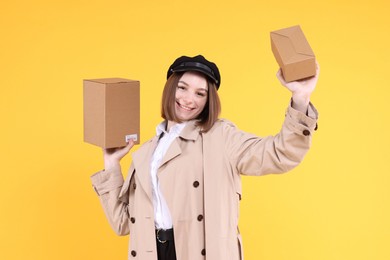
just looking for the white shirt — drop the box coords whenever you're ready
[151,121,187,229]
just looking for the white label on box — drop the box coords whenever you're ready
[125,134,138,142]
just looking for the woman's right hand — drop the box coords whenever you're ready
[103,139,135,170]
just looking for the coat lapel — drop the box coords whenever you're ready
[132,137,158,202]
[123,121,201,202]
[179,120,200,141]
[159,138,182,168]
[159,120,200,169]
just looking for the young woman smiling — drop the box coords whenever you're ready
[91,55,319,260]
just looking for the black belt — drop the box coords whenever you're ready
[156,228,174,243]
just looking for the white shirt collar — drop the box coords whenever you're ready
[156,121,187,136]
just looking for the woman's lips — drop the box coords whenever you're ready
[177,101,194,111]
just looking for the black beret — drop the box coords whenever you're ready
[167,55,221,90]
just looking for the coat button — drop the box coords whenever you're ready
[302,129,310,136]
[130,217,136,223]
[201,249,206,255]
[131,250,137,257]
[133,183,137,189]
[193,181,199,188]
[197,214,204,221]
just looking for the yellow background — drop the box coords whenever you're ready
[1,0,389,259]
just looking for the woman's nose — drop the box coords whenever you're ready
[181,93,194,105]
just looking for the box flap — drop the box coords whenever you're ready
[84,78,139,84]
[271,25,314,61]
[270,25,316,82]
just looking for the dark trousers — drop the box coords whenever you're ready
[156,229,177,260]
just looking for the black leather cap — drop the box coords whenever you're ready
[167,55,221,90]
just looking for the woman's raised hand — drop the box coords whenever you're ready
[276,62,320,113]
[103,139,135,170]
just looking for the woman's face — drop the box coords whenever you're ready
[175,71,208,122]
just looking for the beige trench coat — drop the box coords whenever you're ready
[91,103,318,260]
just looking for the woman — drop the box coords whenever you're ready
[91,55,319,260]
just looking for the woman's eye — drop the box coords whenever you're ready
[177,86,186,90]
[197,92,206,97]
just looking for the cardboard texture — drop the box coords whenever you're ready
[271,25,316,82]
[83,78,140,148]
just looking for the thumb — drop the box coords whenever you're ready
[276,69,287,86]
[119,139,135,157]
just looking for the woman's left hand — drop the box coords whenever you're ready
[276,62,320,113]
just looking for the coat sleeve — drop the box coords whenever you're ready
[90,164,134,236]
[223,102,318,175]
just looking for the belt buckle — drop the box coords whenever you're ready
[156,229,167,244]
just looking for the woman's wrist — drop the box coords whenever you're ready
[104,160,120,171]
[291,94,310,114]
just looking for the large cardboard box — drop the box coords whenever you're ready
[271,25,316,82]
[83,78,140,148]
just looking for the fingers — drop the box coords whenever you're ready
[277,61,320,84]
[102,139,136,170]
[276,69,287,86]
[314,61,320,77]
[123,139,135,153]
[114,141,134,157]
[103,139,135,157]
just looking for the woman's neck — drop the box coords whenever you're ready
[167,120,177,132]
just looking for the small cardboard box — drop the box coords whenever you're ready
[271,25,316,82]
[83,78,140,148]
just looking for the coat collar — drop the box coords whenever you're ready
[156,120,201,141]
[131,120,201,202]
[156,120,202,175]
[178,120,201,141]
